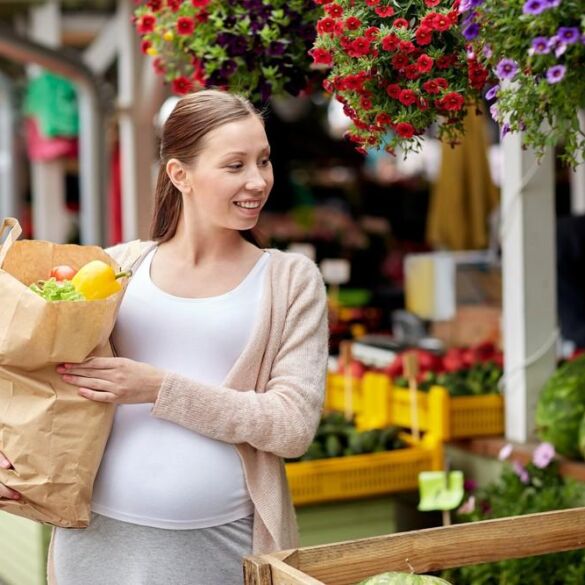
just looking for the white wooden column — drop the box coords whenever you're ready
[117,0,158,241]
[501,134,557,442]
[28,0,71,243]
[570,110,585,215]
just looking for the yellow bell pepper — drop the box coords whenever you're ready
[72,260,131,301]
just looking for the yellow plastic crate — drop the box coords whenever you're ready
[285,434,443,506]
[325,373,362,413]
[390,385,504,441]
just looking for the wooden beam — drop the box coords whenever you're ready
[285,507,585,585]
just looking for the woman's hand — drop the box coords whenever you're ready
[56,357,165,404]
[0,452,20,501]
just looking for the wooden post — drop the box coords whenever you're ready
[570,110,585,215]
[340,341,353,422]
[28,0,70,244]
[501,133,556,443]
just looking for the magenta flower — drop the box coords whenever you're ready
[546,64,566,84]
[522,0,547,14]
[530,36,550,54]
[557,27,580,44]
[512,460,530,484]
[485,84,499,100]
[532,442,556,468]
[496,58,518,80]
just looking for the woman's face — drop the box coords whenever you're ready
[175,115,273,233]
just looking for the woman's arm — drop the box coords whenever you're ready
[152,263,328,458]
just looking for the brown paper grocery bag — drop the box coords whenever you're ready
[0,217,128,527]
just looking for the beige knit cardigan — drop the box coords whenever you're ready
[48,240,328,582]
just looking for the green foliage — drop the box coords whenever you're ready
[536,355,585,459]
[443,452,585,584]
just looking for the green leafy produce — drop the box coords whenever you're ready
[394,362,502,397]
[357,573,452,585]
[536,356,585,459]
[29,278,85,302]
[288,412,405,462]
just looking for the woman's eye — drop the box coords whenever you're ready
[227,164,243,170]
[260,158,271,167]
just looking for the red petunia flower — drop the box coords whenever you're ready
[317,17,337,35]
[310,48,334,66]
[172,75,194,95]
[386,83,401,98]
[191,0,210,6]
[140,39,152,54]
[365,0,381,6]
[391,53,409,70]
[393,17,409,28]
[365,26,380,40]
[433,13,451,31]
[324,3,344,17]
[415,26,433,45]
[176,16,195,35]
[376,112,392,126]
[360,96,373,110]
[345,16,362,30]
[399,89,417,106]
[381,34,400,51]
[424,0,441,6]
[152,57,165,74]
[395,122,415,138]
[166,0,182,11]
[375,6,395,17]
[437,91,465,111]
[137,13,156,34]
[146,0,163,11]
[422,79,440,93]
[348,37,372,57]
[436,54,458,69]
[417,54,434,73]
[404,64,420,79]
[399,40,416,54]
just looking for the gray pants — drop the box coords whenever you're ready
[52,513,253,585]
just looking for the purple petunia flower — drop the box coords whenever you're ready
[496,58,519,80]
[548,35,568,57]
[530,36,551,54]
[500,122,511,140]
[557,26,580,44]
[546,64,566,83]
[463,22,480,40]
[513,460,530,484]
[523,0,547,14]
[483,44,493,58]
[533,442,556,468]
[485,84,499,100]
[267,41,286,57]
[544,0,561,6]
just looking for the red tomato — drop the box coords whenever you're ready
[50,265,78,281]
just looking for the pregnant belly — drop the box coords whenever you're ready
[91,404,252,528]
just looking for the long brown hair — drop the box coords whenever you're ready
[150,89,265,245]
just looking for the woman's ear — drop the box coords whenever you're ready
[166,159,190,193]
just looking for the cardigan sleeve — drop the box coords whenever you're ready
[150,261,329,458]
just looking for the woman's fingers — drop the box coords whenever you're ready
[0,451,20,500]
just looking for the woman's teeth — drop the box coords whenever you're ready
[235,201,261,209]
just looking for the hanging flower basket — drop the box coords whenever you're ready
[310,0,489,155]
[134,0,322,102]
[464,0,585,167]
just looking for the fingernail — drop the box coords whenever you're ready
[10,493,20,500]
[0,460,10,469]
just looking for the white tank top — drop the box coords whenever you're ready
[91,248,270,529]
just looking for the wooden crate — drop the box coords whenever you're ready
[244,507,585,584]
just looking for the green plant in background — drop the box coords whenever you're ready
[443,442,585,585]
[464,0,585,167]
